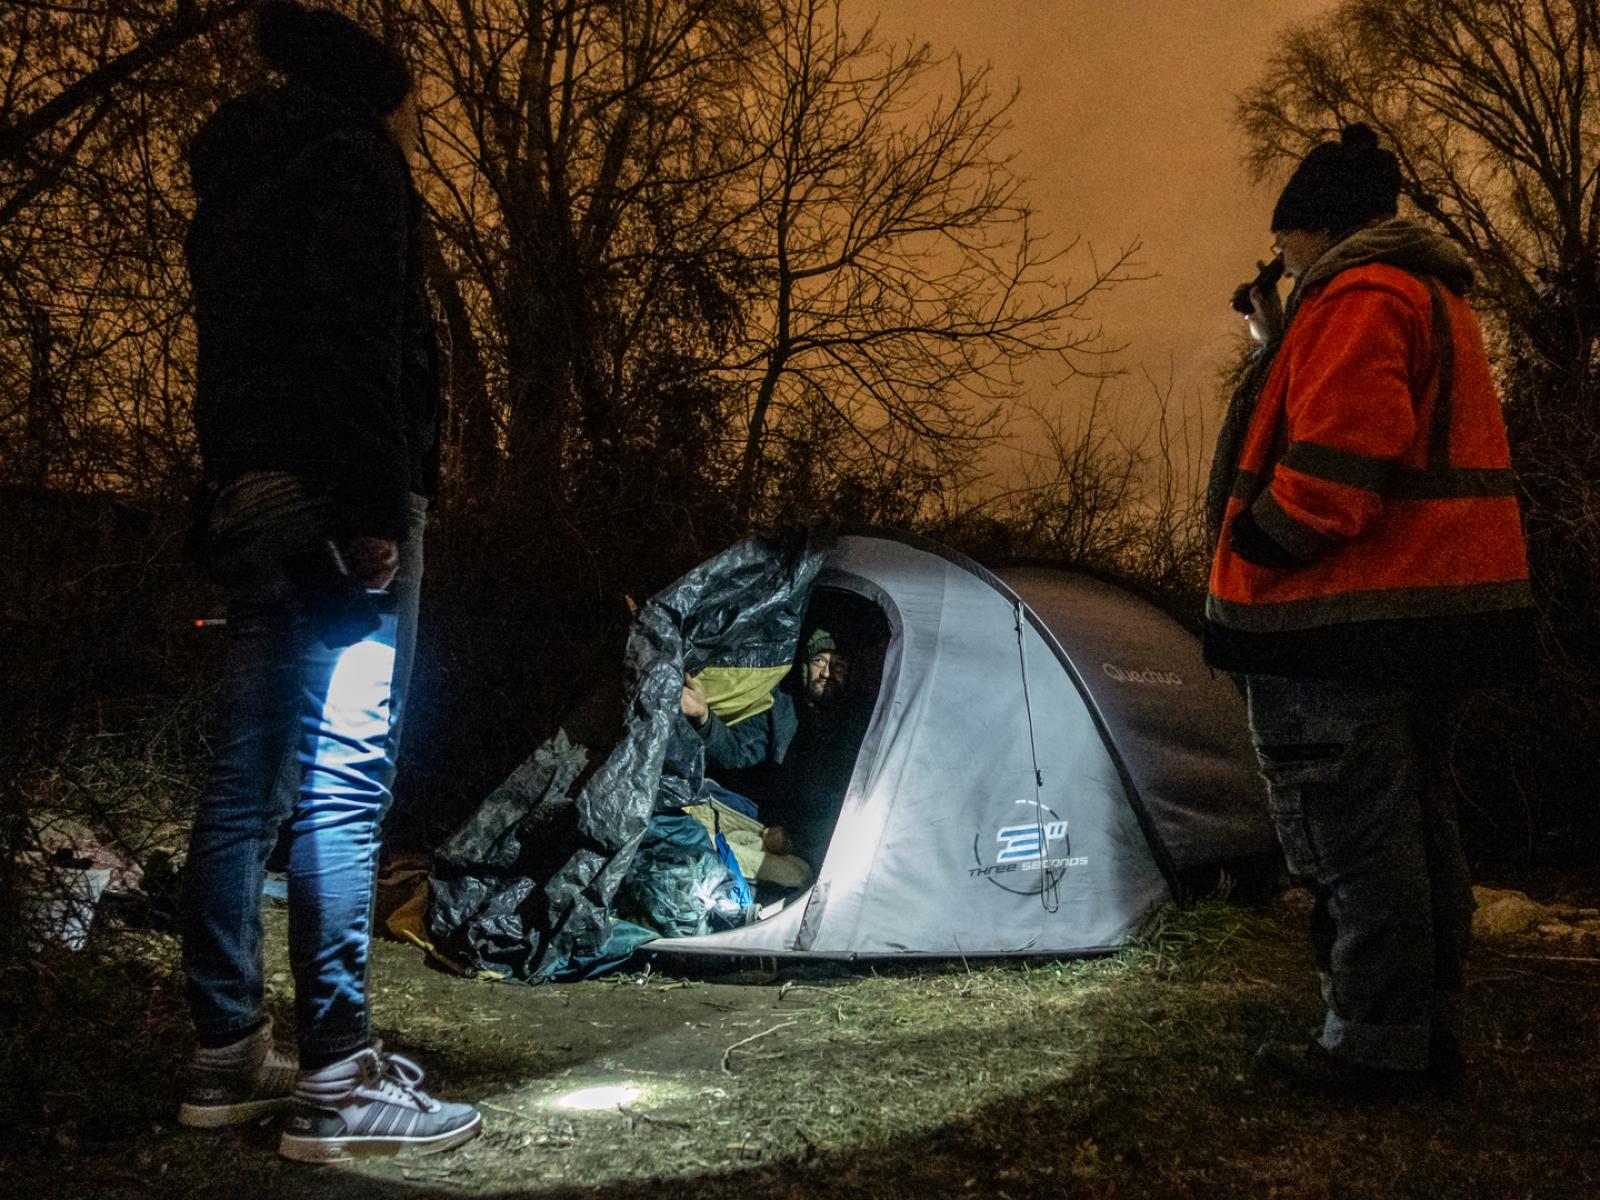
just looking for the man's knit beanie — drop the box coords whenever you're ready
[806,628,838,658]
[1271,123,1401,236]
[256,2,413,119]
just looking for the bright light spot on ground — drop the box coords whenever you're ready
[556,1084,642,1110]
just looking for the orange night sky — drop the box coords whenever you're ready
[868,0,1338,482]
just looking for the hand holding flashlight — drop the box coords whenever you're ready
[1231,255,1286,346]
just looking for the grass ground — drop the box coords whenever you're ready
[2,887,1597,1200]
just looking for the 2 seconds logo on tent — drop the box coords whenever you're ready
[970,799,1088,896]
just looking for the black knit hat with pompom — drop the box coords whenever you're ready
[255,2,412,118]
[1271,123,1401,235]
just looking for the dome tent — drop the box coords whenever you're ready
[660,529,1274,960]
[427,527,1274,979]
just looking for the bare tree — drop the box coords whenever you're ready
[0,2,247,495]
[0,1,252,230]
[407,0,765,509]
[0,0,1140,549]
[723,0,1134,521]
[409,0,1135,530]
[1238,0,1600,395]
[941,378,1209,602]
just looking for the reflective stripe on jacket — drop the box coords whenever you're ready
[1203,262,1535,685]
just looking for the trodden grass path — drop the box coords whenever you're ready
[3,887,1597,1199]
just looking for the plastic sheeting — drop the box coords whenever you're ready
[426,527,830,981]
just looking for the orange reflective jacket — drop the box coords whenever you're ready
[1204,261,1535,685]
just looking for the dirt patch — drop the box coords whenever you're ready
[3,892,1598,1199]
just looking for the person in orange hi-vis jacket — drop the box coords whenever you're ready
[1206,123,1536,1099]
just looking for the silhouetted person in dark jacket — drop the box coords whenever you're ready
[177,1,478,1163]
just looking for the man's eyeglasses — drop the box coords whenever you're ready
[810,652,849,685]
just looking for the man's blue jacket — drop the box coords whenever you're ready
[695,684,800,771]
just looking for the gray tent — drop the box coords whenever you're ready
[659,528,1275,960]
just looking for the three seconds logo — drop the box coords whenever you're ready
[970,798,1089,896]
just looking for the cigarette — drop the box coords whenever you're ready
[192,618,228,628]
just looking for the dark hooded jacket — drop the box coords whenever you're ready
[696,676,802,772]
[185,82,439,542]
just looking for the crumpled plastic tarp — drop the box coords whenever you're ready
[426,526,831,981]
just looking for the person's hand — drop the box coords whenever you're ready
[345,536,399,590]
[1244,261,1285,345]
[761,825,792,856]
[681,674,709,726]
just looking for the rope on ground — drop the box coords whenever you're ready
[720,1019,798,1074]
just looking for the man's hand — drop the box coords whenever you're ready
[761,825,792,856]
[681,674,709,727]
[1244,261,1285,345]
[346,536,399,590]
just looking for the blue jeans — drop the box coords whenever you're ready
[1245,675,1473,1071]
[183,496,427,1062]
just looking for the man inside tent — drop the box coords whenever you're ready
[682,629,850,772]
[680,629,855,863]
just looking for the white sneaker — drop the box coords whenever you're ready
[278,1044,481,1163]
[178,1019,297,1128]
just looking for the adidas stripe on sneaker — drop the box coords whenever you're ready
[278,1044,480,1163]
[178,1020,297,1128]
